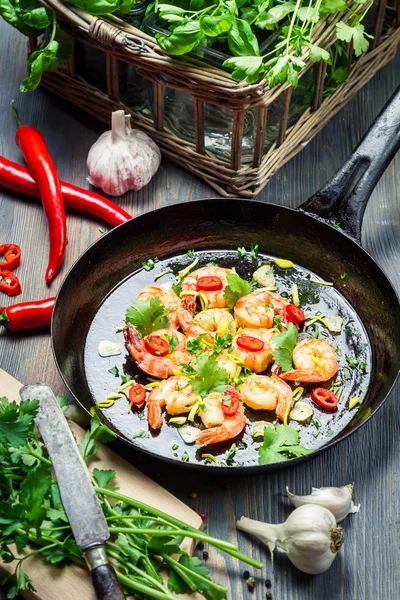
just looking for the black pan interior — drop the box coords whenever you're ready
[52,199,400,472]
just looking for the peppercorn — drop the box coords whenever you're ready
[190,491,198,499]
[243,571,250,580]
[265,579,272,588]
[199,512,206,521]
[266,593,273,599]
[203,551,209,560]
[197,541,204,550]
[247,581,255,592]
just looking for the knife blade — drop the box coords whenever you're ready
[20,383,125,600]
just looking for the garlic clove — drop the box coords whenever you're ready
[98,340,121,357]
[286,484,360,522]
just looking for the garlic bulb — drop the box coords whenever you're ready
[237,505,344,575]
[286,484,360,522]
[87,110,161,195]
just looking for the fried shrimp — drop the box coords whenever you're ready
[181,266,231,313]
[197,392,246,445]
[178,307,236,338]
[234,290,288,329]
[147,376,198,429]
[241,374,293,420]
[124,324,191,379]
[280,338,339,382]
[232,327,276,373]
[136,285,182,329]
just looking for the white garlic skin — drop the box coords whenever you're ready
[286,484,360,522]
[237,504,344,575]
[87,110,161,196]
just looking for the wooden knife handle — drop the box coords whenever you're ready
[91,563,125,600]
[85,545,125,600]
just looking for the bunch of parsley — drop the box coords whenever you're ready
[0,396,260,598]
[153,0,373,88]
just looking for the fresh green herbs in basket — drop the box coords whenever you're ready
[0,396,261,599]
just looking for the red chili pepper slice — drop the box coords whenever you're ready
[236,335,265,352]
[221,386,240,416]
[129,383,146,406]
[284,304,305,325]
[311,388,339,410]
[0,298,55,331]
[0,270,22,297]
[0,244,21,271]
[11,102,66,283]
[144,335,169,356]
[196,276,223,292]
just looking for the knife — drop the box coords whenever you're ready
[20,383,125,600]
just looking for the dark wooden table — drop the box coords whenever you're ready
[1,20,400,600]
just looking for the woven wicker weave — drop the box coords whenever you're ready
[34,0,399,196]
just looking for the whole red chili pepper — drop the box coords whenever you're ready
[0,244,21,271]
[11,101,66,283]
[0,156,131,227]
[0,298,55,331]
[0,270,22,297]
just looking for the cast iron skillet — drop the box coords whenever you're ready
[52,87,400,473]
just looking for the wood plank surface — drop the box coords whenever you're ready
[0,19,399,600]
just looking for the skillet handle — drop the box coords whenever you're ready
[298,85,400,243]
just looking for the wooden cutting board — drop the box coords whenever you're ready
[0,369,202,600]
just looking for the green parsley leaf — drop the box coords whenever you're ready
[226,443,236,465]
[181,450,190,462]
[142,257,159,271]
[237,246,247,258]
[336,21,372,57]
[190,354,229,398]
[80,414,115,460]
[346,356,359,369]
[126,297,171,337]
[121,374,132,385]
[258,424,311,465]
[108,365,119,377]
[186,249,195,257]
[271,323,298,371]
[342,367,352,380]
[360,361,368,373]
[93,468,117,489]
[308,43,331,63]
[132,429,150,439]
[0,397,34,448]
[223,273,252,309]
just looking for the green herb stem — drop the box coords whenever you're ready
[108,526,237,549]
[163,554,227,593]
[116,571,180,600]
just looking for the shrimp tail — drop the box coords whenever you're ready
[197,407,246,445]
[148,401,163,430]
[280,369,321,382]
[183,295,196,315]
[124,323,145,358]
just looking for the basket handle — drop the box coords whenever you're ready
[299,86,400,243]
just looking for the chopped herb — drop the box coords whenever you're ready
[340,274,346,279]
[202,453,217,464]
[250,244,259,260]
[223,273,253,309]
[272,323,298,371]
[335,348,342,356]
[226,443,237,465]
[326,429,335,436]
[273,315,282,331]
[142,257,159,271]
[120,374,132,385]
[237,442,247,450]
[360,361,368,373]
[126,297,170,338]
[186,250,195,258]
[237,247,247,258]
[180,363,196,376]
[312,420,321,428]
[98,227,105,234]
[165,334,179,353]
[181,451,190,462]
[108,365,119,377]
[311,324,319,339]
[346,356,359,369]
[213,332,233,356]
[313,430,320,438]
[132,430,150,439]
[258,424,311,465]
[171,281,182,296]
[186,334,209,355]
[342,367,352,380]
[172,443,179,451]
[189,354,229,398]
[332,221,341,228]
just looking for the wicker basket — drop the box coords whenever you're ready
[33,0,399,197]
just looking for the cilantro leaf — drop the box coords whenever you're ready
[190,354,229,398]
[0,397,33,448]
[308,44,331,63]
[223,273,252,309]
[126,297,171,337]
[142,257,158,271]
[108,365,119,377]
[20,463,52,530]
[213,332,233,356]
[271,323,298,371]
[80,414,115,460]
[258,424,311,465]
[168,552,212,594]
[93,468,117,489]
